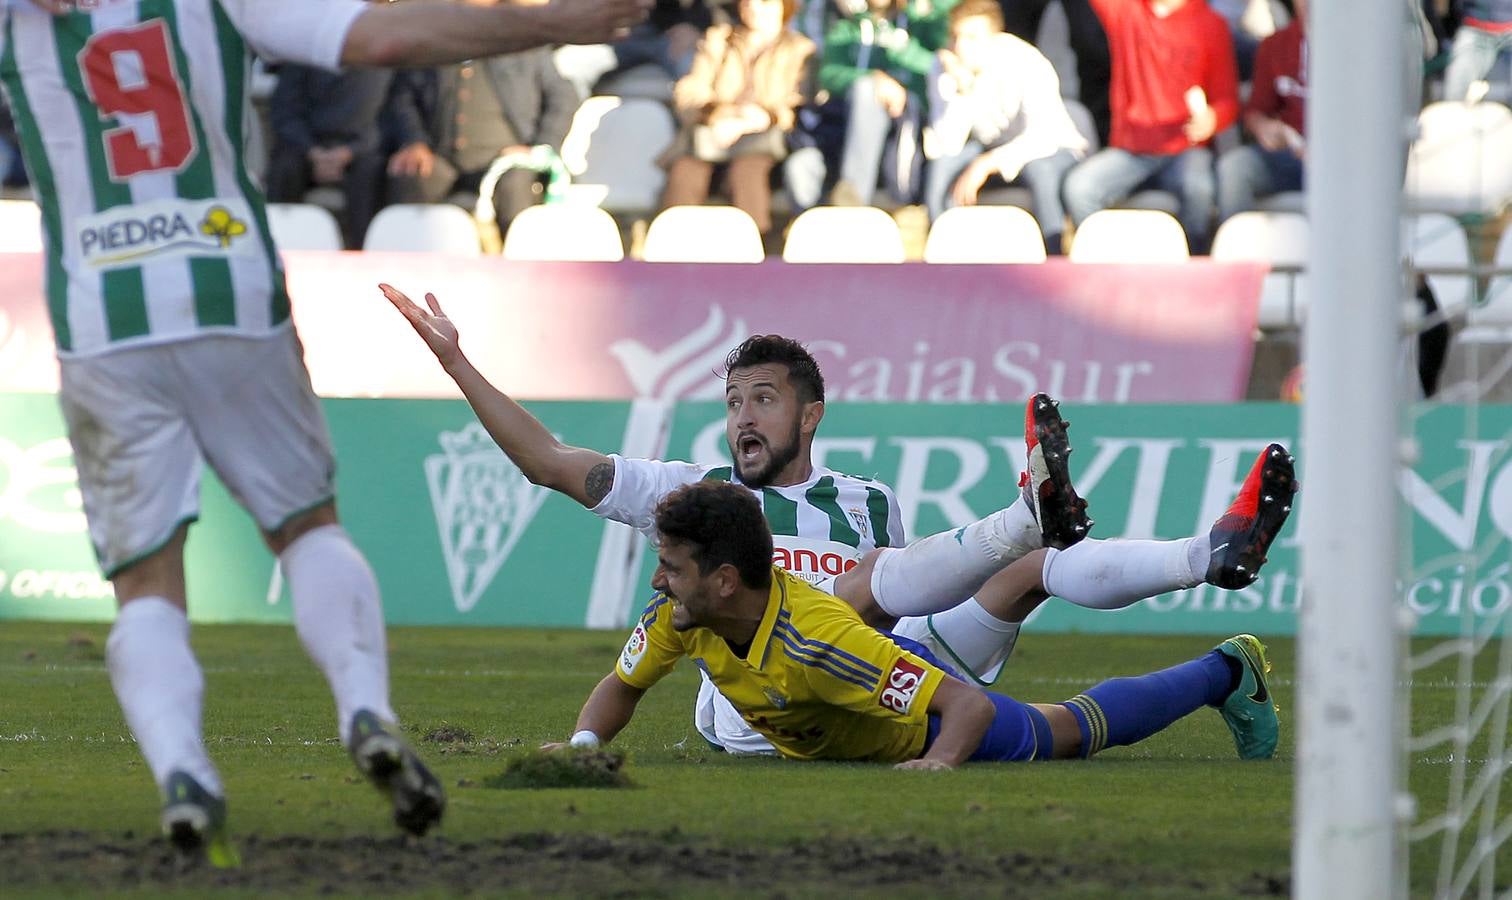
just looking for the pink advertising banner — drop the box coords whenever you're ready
[0,252,1263,402]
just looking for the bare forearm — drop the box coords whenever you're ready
[443,351,610,505]
[919,680,994,767]
[575,674,645,741]
[342,3,557,67]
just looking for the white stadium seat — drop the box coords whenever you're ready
[1405,213,1473,320]
[1211,211,1310,328]
[1404,101,1512,215]
[782,207,905,263]
[1069,209,1190,263]
[642,206,763,263]
[0,199,43,252]
[362,203,481,255]
[924,206,1047,263]
[267,203,343,251]
[560,96,675,214]
[502,204,624,261]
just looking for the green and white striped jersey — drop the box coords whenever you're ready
[593,455,907,587]
[0,0,365,356]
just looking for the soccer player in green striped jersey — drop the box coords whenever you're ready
[1,0,651,863]
[384,285,1294,757]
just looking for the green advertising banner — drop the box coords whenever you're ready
[654,402,1512,637]
[4,393,1509,636]
[0,395,634,626]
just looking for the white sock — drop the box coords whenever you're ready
[1041,536,1203,611]
[106,597,222,796]
[913,599,1023,682]
[281,525,394,744]
[870,499,1041,618]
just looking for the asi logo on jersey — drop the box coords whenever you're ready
[879,657,927,715]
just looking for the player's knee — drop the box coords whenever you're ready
[111,525,189,607]
[266,502,339,556]
[835,550,894,628]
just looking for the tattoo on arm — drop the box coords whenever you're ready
[584,462,615,505]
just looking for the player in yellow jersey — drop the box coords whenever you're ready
[550,480,1283,766]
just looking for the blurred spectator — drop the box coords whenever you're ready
[555,0,724,98]
[1443,0,1512,101]
[816,0,954,206]
[659,0,816,234]
[923,0,1087,252]
[385,49,578,243]
[998,0,1112,146]
[266,66,391,249]
[1215,0,1305,224]
[1061,0,1238,254]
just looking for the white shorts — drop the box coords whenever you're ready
[58,329,335,576]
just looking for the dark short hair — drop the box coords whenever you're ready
[949,0,1003,31]
[655,482,774,590]
[724,335,825,404]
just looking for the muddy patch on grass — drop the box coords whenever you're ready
[0,830,1287,897]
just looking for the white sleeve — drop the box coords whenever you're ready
[885,487,906,547]
[215,0,368,71]
[590,456,709,537]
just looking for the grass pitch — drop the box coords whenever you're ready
[0,622,1502,897]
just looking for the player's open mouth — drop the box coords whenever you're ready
[737,434,764,462]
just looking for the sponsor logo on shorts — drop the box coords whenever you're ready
[424,422,548,613]
[620,623,649,675]
[76,199,257,269]
[879,658,927,715]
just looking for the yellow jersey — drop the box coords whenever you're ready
[615,567,946,763]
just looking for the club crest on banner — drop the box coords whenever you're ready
[424,422,548,613]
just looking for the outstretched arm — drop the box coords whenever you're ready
[543,674,648,749]
[380,284,614,507]
[341,0,654,68]
[896,676,994,770]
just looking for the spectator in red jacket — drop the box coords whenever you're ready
[1061,0,1238,254]
[1216,0,1305,225]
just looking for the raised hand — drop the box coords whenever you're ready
[379,283,462,369]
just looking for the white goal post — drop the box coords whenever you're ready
[1293,0,1411,896]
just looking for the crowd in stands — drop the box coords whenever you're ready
[0,0,1507,256]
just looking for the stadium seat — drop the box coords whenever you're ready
[1405,213,1473,320]
[781,207,905,263]
[923,206,1047,263]
[641,206,763,262]
[267,203,343,252]
[0,198,43,252]
[502,204,624,261]
[1463,223,1512,338]
[1404,101,1512,215]
[362,204,482,255]
[560,96,675,214]
[1211,211,1309,328]
[1068,209,1190,262]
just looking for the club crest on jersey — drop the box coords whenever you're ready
[762,686,789,710]
[425,422,548,613]
[879,658,926,714]
[76,198,257,269]
[848,508,871,540]
[620,624,649,674]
